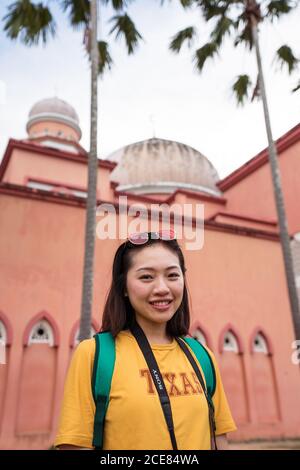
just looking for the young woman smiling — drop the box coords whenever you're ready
[55,231,236,450]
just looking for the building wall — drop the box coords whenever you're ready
[1,187,300,448]
[2,147,115,202]
[222,139,300,235]
[185,228,300,439]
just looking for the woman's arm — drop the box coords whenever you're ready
[57,445,92,450]
[54,340,96,449]
[215,433,229,450]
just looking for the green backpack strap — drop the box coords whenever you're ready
[92,331,116,449]
[182,337,216,402]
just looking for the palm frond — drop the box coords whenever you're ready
[193,41,218,72]
[60,0,90,28]
[159,0,194,7]
[101,0,130,10]
[3,0,56,45]
[234,22,253,50]
[169,26,196,53]
[211,15,234,46]
[109,13,143,55]
[275,45,299,74]
[292,79,300,93]
[267,0,293,20]
[201,3,228,21]
[98,40,113,75]
[232,74,252,105]
[179,0,194,7]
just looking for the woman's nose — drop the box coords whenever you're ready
[152,277,170,293]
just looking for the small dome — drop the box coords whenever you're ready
[26,97,82,140]
[107,137,220,196]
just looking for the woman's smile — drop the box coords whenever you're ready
[125,244,184,332]
[149,299,173,311]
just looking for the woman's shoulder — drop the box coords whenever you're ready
[73,337,96,363]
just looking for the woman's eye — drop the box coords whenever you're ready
[140,273,180,280]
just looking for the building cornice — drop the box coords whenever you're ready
[0,182,280,241]
[0,139,117,182]
[114,187,227,206]
[218,123,300,191]
[208,211,277,226]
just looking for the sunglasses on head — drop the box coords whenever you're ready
[127,230,176,245]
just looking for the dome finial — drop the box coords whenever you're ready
[149,114,156,138]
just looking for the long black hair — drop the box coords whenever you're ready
[101,237,191,338]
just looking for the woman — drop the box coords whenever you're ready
[55,231,236,450]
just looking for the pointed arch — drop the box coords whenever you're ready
[69,319,100,348]
[0,312,13,346]
[23,311,60,347]
[17,311,58,435]
[218,324,249,424]
[189,321,213,349]
[218,324,244,354]
[249,327,274,355]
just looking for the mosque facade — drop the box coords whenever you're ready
[0,97,300,449]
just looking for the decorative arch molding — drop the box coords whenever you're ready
[69,319,100,348]
[189,321,213,349]
[0,311,13,346]
[249,327,274,355]
[23,311,60,347]
[218,323,244,354]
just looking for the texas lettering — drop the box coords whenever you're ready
[140,369,203,396]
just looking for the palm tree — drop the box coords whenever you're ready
[169,0,300,341]
[2,0,142,341]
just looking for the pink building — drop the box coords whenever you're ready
[0,97,300,449]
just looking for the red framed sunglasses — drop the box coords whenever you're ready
[127,230,176,245]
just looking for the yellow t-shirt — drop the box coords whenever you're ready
[54,330,236,450]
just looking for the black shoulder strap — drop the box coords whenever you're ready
[130,322,178,450]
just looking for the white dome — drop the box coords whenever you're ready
[27,97,81,139]
[107,137,220,196]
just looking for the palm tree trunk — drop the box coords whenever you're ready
[250,15,300,341]
[79,0,99,341]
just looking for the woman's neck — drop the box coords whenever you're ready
[132,319,173,345]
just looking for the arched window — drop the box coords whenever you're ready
[73,326,96,348]
[223,331,239,353]
[0,321,7,364]
[28,320,54,346]
[193,329,207,346]
[0,320,7,345]
[253,333,268,354]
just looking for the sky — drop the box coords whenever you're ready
[0,0,299,179]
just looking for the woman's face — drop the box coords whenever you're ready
[125,244,184,329]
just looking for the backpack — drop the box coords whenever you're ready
[91,331,216,449]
